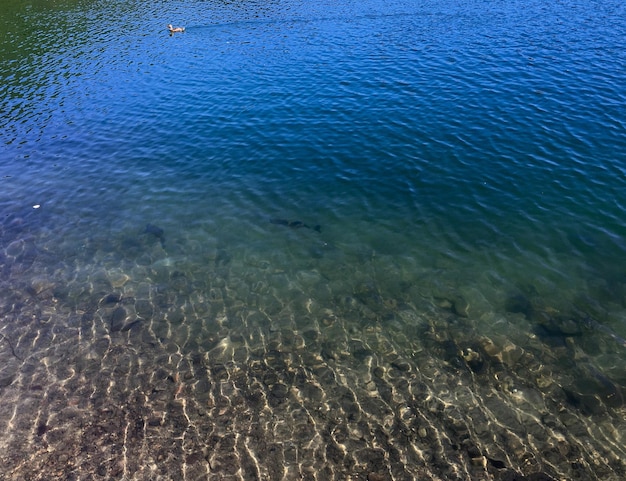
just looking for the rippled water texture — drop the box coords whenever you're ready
[1,0,626,480]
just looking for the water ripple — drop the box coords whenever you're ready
[2,0,626,478]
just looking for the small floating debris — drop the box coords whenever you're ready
[32,204,41,209]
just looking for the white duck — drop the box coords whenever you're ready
[168,24,185,33]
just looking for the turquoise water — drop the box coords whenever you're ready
[1,0,625,479]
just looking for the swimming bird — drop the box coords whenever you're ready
[168,24,185,33]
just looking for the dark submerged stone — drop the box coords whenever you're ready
[504,293,533,317]
[109,306,127,332]
[143,223,165,246]
[269,218,321,232]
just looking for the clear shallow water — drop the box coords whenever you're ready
[1,0,626,480]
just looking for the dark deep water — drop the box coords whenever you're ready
[1,0,625,479]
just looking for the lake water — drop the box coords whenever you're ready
[1,0,625,479]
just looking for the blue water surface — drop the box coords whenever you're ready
[2,0,626,349]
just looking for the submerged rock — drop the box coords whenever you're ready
[143,223,166,246]
[461,347,484,373]
[100,292,122,306]
[504,293,533,318]
[434,292,470,318]
[108,306,142,333]
[451,295,470,317]
[28,277,55,296]
[269,218,321,232]
[109,306,128,332]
